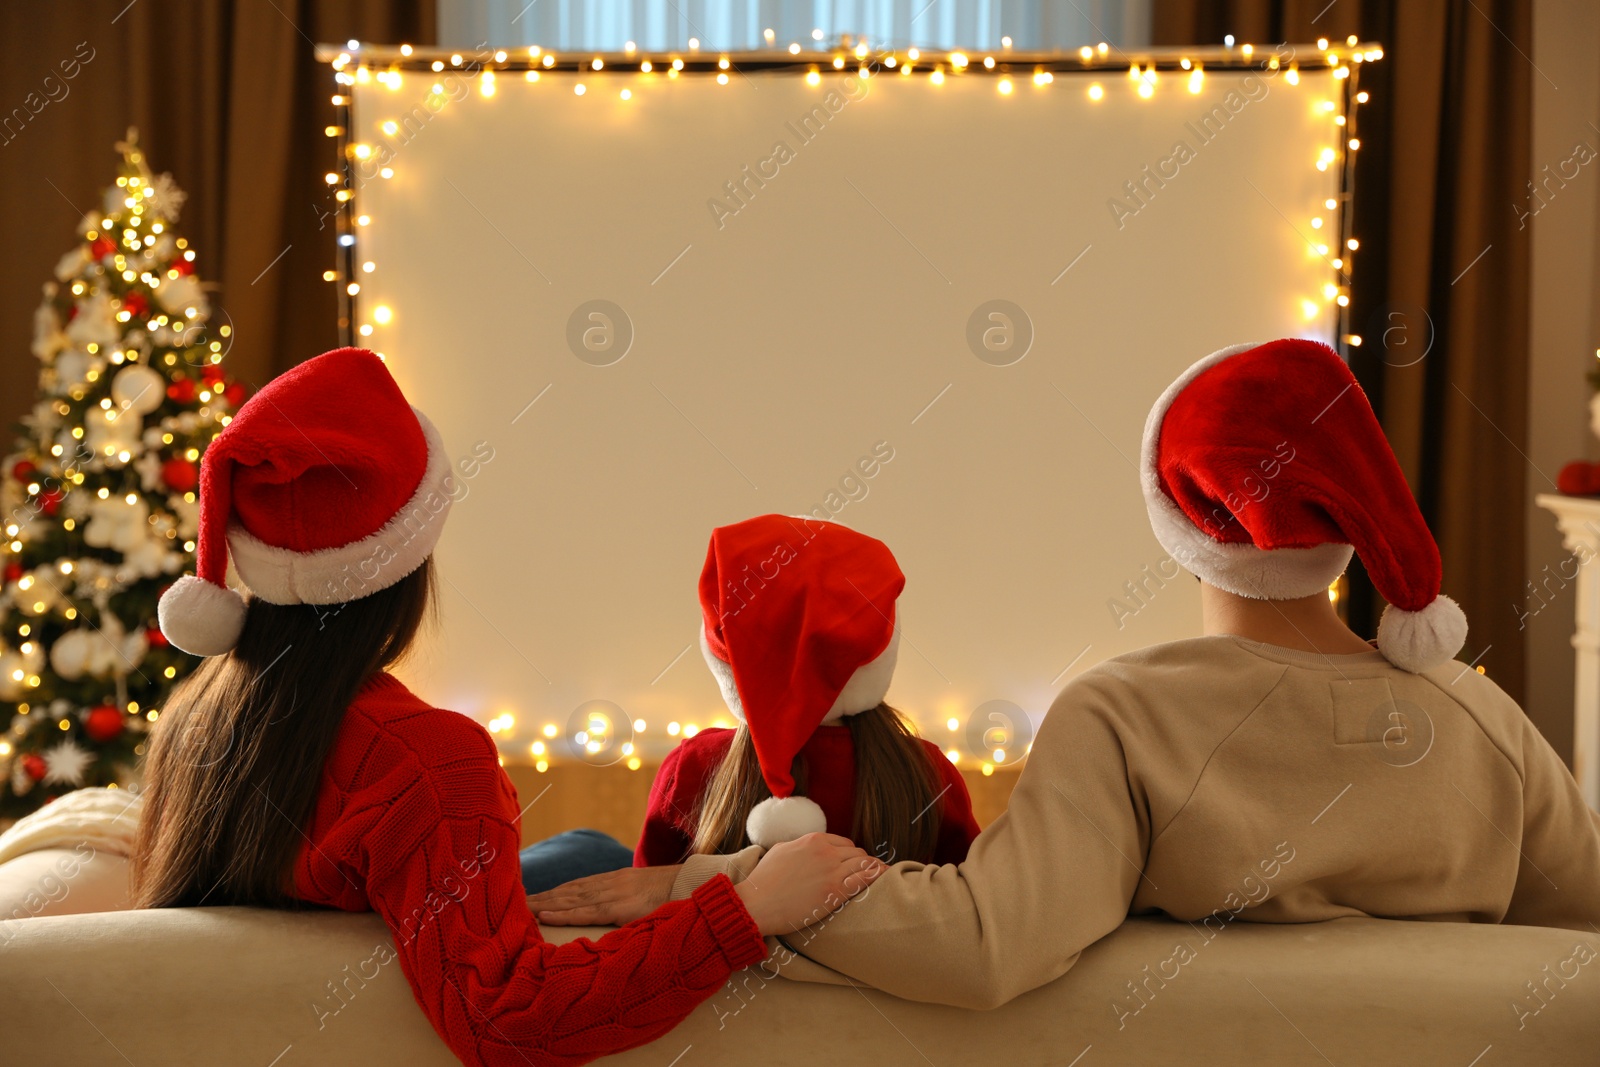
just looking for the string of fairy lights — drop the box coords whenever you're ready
[314,36,1379,772]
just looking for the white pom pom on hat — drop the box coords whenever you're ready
[1377,595,1469,674]
[156,575,247,659]
[746,795,828,848]
[1142,339,1468,673]
[157,347,455,658]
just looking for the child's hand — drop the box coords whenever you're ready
[735,833,886,936]
[529,865,680,926]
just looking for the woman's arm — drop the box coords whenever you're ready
[367,742,884,1067]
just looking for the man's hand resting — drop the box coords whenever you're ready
[530,864,680,926]
[734,833,885,935]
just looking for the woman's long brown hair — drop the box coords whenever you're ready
[130,559,435,909]
[689,703,942,863]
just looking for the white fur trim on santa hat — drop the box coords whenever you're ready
[746,795,827,848]
[699,624,899,724]
[157,574,247,657]
[699,625,744,719]
[226,408,453,606]
[822,629,899,723]
[1376,595,1468,673]
[1140,342,1355,600]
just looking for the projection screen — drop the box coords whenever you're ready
[332,44,1359,764]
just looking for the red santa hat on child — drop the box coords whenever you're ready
[1141,338,1467,673]
[698,514,904,848]
[157,347,454,657]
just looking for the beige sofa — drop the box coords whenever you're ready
[3,846,1598,1066]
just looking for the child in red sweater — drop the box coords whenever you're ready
[129,350,881,1067]
[634,514,980,869]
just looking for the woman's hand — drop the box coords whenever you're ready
[735,833,886,936]
[529,864,680,926]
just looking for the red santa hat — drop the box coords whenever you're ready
[1142,338,1468,673]
[157,347,454,657]
[698,514,904,848]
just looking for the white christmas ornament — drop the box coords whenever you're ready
[83,616,147,678]
[32,292,67,362]
[66,291,120,349]
[9,757,34,796]
[49,629,92,680]
[42,738,93,787]
[134,449,163,492]
[117,536,168,581]
[0,651,24,700]
[54,348,92,389]
[85,406,143,461]
[84,494,151,553]
[148,173,186,219]
[111,363,165,415]
[55,245,90,281]
[155,273,207,319]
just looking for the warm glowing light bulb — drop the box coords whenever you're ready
[931,68,944,84]
[1088,83,1104,100]
[997,77,1013,94]
[716,72,729,84]
[574,83,586,95]
[806,69,820,86]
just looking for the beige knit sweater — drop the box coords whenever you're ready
[671,635,1600,1008]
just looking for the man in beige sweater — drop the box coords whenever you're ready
[532,339,1600,1008]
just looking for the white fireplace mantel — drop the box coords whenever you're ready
[1535,493,1600,809]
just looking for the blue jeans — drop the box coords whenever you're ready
[519,828,634,895]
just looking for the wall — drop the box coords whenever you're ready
[1525,0,1600,766]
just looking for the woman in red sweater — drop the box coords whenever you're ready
[633,514,980,869]
[128,348,881,1067]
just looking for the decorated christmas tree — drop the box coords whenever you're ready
[0,130,245,821]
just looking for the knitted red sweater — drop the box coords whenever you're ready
[634,726,982,866]
[292,673,767,1067]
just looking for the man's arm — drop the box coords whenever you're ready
[1503,713,1600,930]
[769,687,1148,1009]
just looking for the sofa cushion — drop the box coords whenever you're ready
[3,900,1596,1066]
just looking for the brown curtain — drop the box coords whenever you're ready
[0,0,436,425]
[1155,1,1535,715]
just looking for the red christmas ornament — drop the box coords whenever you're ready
[90,235,116,260]
[172,257,195,276]
[84,705,126,743]
[21,753,47,781]
[1557,460,1600,497]
[167,378,197,405]
[146,626,169,649]
[3,561,22,583]
[161,457,198,493]
[201,363,226,386]
[10,458,36,483]
[38,489,64,516]
[122,292,149,320]
[224,382,249,408]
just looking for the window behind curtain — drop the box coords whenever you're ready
[438,0,1151,52]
